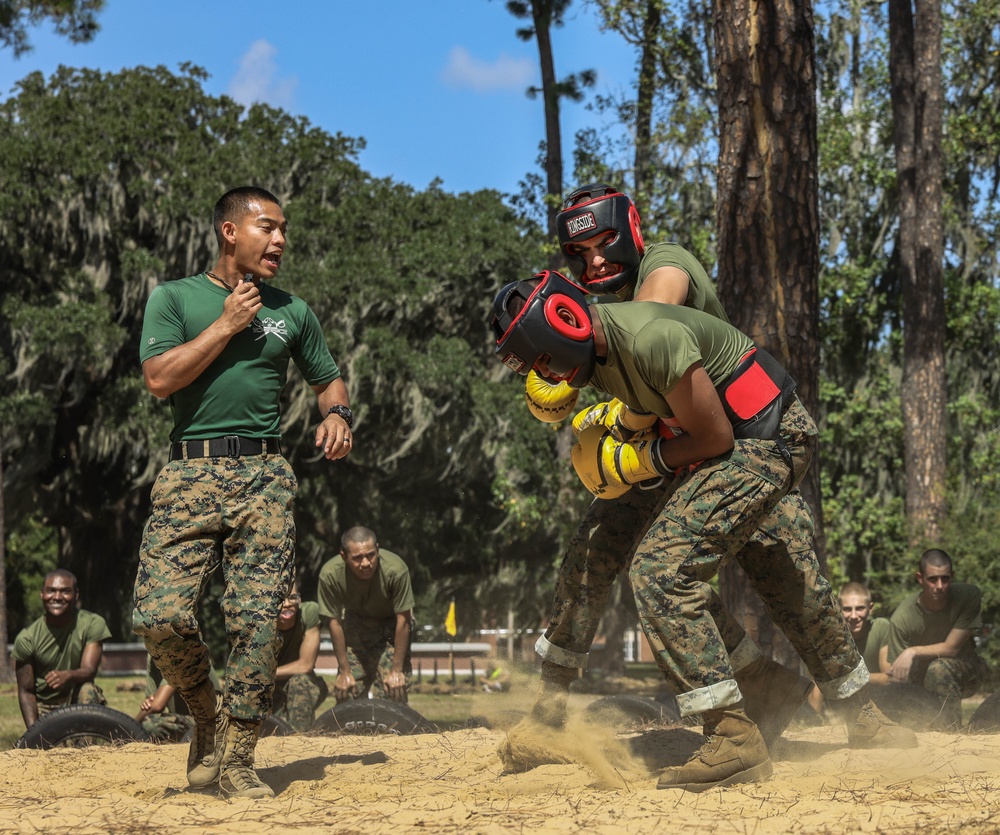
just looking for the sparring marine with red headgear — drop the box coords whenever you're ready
[490,270,917,792]
[515,190,822,771]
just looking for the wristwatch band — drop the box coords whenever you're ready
[326,404,354,428]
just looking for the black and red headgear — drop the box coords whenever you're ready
[556,183,645,296]
[490,270,596,389]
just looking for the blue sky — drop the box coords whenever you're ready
[0,1,638,197]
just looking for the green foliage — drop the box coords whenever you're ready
[0,0,103,57]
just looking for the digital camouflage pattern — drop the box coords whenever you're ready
[628,398,865,716]
[37,681,106,717]
[537,481,752,669]
[132,455,297,723]
[271,672,329,732]
[337,616,412,703]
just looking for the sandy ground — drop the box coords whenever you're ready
[3,704,1000,835]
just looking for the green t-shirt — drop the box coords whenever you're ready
[888,583,983,663]
[590,302,754,418]
[139,273,341,440]
[276,601,321,668]
[12,610,112,706]
[595,242,729,323]
[633,243,730,323]
[317,549,415,623]
[855,617,891,674]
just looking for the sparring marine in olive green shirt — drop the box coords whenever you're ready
[491,270,918,792]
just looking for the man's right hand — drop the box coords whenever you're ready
[334,671,358,701]
[221,276,263,333]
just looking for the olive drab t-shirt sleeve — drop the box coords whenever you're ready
[634,243,730,323]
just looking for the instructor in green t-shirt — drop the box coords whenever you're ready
[12,569,111,729]
[131,186,353,800]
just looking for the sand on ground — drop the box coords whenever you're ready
[3,696,1000,835]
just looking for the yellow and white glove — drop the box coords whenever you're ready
[571,398,658,441]
[525,369,579,423]
[571,426,671,499]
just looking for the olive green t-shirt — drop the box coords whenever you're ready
[888,583,983,663]
[590,302,753,418]
[276,601,322,668]
[856,617,891,674]
[631,243,730,323]
[12,610,112,706]
[317,550,415,623]
[139,273,341,440]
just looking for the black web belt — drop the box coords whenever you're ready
[168,436,282,461]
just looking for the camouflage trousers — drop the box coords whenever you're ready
[628,398,865,717]
[142,711,195,742]
[338,619,412,703]
[132,454,297,723]
[38,681,107,716]
[536,480,758,672]
[915,654,990,729]
[271,672,329,733]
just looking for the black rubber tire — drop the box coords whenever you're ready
[585,694,680,728]
[967,688,1000,734]
[16,704,151,750]
[311,698,438,736]
[869,683,946,729]
[261,714,295,737]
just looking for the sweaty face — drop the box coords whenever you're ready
[342,540,380,581]
[41,575,77,620]
[230,200,287,280]
[839,593,872,636]
[564,231,618,285]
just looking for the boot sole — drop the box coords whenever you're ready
[657,759,773,793]
[187,770,221,789]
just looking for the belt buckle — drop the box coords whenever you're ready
[224,435,241,458]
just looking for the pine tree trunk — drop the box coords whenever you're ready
[889,0,946,546]
[714,0,822,669]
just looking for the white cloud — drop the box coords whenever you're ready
[441,46,534,92]
[227,39,298,109]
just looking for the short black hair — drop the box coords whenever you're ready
[213,186,281,245]
[919,548,952,575]
[341,525,377,551]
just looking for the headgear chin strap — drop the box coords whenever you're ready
[490,270,597,389]
[556,183,645,296]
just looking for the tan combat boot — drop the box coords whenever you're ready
[218,718,274,800]
[736,656,814,750]
[181,679,226,788]
[836,686,918,748]
[529,662,577,728]
[657,703,772,792]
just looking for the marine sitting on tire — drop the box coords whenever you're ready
[12,569,111,729]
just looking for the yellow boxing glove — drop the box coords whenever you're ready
[572,400,616,436]
[571,426,670,499]
[572,399,658,441]
[525,369,580,423]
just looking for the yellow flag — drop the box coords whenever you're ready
[445,600,457,637]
